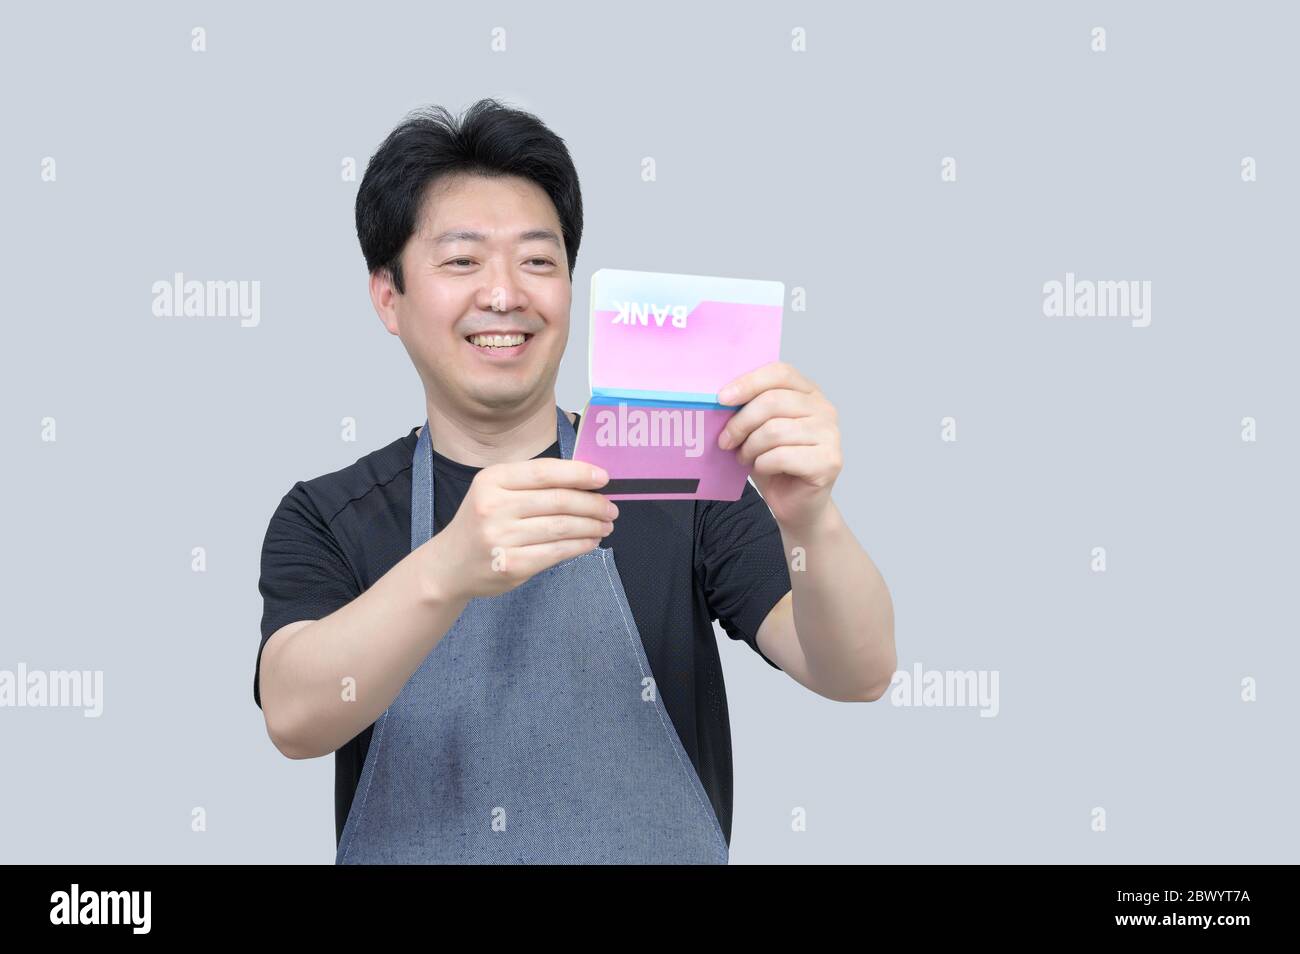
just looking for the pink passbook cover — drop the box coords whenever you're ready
[573,268,784,501]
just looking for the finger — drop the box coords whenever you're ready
[735,417,824,467]
[751,443,840,486]
[717,361,816,407]
[718,388,815,450]
[505,514,615,548]
[495,538,601,577]
[506,487,620,521]
[496,457,610,491]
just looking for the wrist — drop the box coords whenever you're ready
[415,537,470,609]
[777,497,842,541]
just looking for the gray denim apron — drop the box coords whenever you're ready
[335,405,729,864]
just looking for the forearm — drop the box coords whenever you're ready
[778,499,896,701]
[261,538,469,759]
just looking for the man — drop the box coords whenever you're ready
[255,99,895,864]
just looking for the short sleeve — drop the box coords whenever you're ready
[695,479,791,671]
[255,482,361,709]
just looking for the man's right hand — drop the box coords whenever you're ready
[423,458,619,600]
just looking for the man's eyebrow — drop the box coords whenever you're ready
[430,228,562,247]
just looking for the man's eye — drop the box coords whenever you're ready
[445,257,552,267]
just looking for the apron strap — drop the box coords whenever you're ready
[556,404,576,460]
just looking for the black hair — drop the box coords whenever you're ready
[355,99,584,294]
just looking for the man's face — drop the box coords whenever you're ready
[374,172,571,416]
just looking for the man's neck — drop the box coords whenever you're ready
[419,398,575,468]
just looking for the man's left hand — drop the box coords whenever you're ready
[716,361,842,532]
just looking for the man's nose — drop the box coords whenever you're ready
[478,262,527,312]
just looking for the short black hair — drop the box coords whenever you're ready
[355,99,583,294]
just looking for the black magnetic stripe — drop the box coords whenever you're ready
[599,478,700,495]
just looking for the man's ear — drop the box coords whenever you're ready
[370,267,401,335]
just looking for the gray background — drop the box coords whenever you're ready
[2,0,1295,863]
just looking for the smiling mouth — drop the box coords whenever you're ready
[464,331,534,355]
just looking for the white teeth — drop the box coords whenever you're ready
[468,333,527,348]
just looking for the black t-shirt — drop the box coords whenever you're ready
[255,412,790,848]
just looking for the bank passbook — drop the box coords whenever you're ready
[573,268,784,501]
